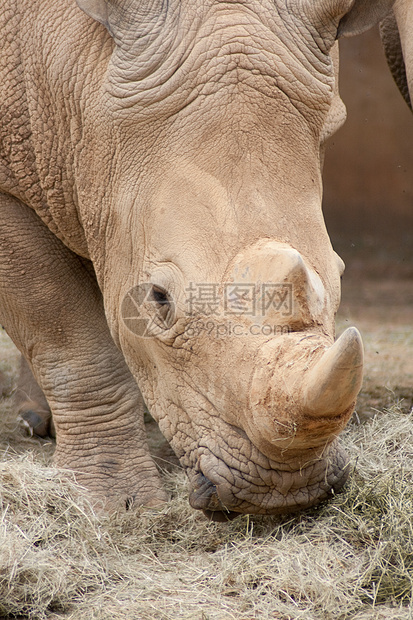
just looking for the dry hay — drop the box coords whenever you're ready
[1,404,413,620]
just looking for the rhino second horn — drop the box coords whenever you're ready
[303,327,363,417]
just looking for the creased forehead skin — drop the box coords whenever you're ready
[105,0,338,127]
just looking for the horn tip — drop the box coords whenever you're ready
[336,326,364,367]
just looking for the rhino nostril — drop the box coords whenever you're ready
[188,471,240,521]
[188,472,220,510]
[125,497,134,510]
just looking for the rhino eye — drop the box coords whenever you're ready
[152,285,169,305]
[152,285,171,321]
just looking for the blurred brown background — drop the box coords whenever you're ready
[323,27,413,280]
[323,27,413,406]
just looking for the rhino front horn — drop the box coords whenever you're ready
[303,327,364,417]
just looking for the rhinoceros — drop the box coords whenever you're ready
[0,0,395,520]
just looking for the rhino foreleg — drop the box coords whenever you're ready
[0,193,167,509]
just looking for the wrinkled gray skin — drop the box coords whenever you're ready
[0,0,394,519]
[381,0,413,110]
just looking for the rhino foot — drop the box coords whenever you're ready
[14,355,55,439]
[19,407,55,439]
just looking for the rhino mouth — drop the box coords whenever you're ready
[202,508,239,522]
[186,439,350,520]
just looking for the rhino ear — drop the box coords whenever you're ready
[75,0,110,28]
[337,0,396,38]
[75,0,164,40]
[380,13,412,111]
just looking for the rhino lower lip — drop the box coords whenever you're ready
[187,445,350,517]
[202,509,240,522]
[191,470,348,520]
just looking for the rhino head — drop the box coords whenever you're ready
[74,0,393,519]
[119,235,363,519]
